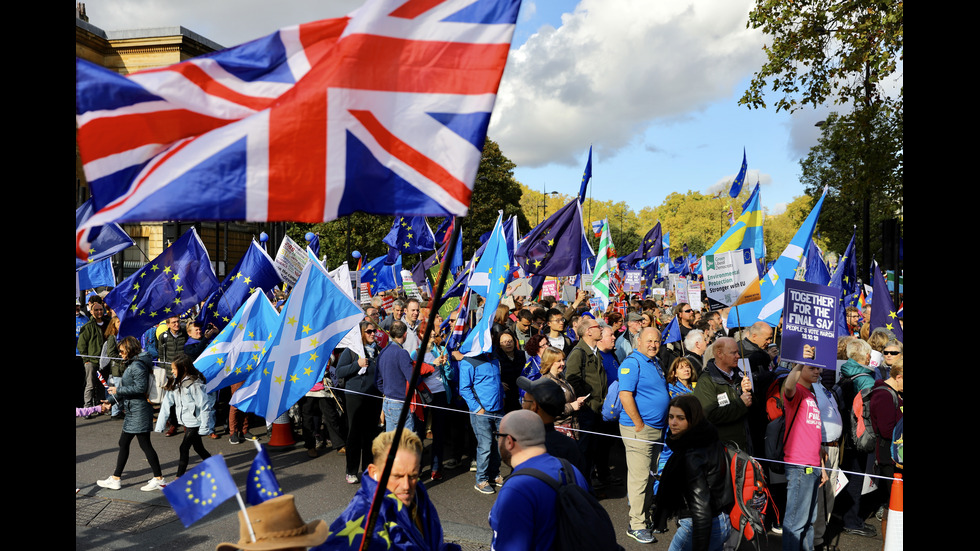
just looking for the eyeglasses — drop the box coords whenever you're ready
[882,350,901,356]
[492,431,511,440]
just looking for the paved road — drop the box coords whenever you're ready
[76,413,892,550]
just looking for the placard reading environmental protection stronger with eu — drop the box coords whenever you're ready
[781,279,840,370]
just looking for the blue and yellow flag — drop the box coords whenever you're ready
[247,445,284,505]
[361,254,403,295]
[198,241,282,332]
[104,228,219,339]
[705,184,764,264]
[162,454,237,528]
[515,199,585,277]
[729,148,747,198]
[870,261,903,341]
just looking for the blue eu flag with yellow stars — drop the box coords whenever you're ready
[514,198,584,277]
[198,240,283,332]
[382,215,436,262]
[247,444,283,505]
[162,454,237,528]
[104,228,219,339]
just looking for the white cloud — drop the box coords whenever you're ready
[520,1,537,22]
[769,202,788,216]
[490,0,766,167]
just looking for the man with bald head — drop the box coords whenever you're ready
[693,337,754,452]
[489,410,590,551]
[618,327,670,544]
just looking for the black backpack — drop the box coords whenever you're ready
[510,458,624,551]
[831,371,873,446]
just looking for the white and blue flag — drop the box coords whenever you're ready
[461,213,512,357]
[230,261,363,420]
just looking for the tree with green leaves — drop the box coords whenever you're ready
[741,0,902,275]
[799,110,902,269]
[740,0,903,114]
[464,138,530,257]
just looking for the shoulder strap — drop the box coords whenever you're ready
[512,467,561,491]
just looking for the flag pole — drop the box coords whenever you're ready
[359,222,461,550]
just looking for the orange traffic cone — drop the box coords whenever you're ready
[267,412,296,448]
[882,473,902,551]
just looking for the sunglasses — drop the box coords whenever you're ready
[882,350,901,356]
[365,329,376,334]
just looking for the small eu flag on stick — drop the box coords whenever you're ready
[162,454,237,528]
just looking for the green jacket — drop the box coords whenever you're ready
[692,360,750,451]
[77,318,106,364]
[564,339,606,413]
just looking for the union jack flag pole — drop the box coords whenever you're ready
[360,221,461,550]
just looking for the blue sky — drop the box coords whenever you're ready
[84,0,838,215]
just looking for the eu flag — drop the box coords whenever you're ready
[75,199,134,270]
[383,216,436,255]
[870,261,903,341]
[197,291,281,394]
[461,214,512,356]
[198,241,283,332]
[661,316,681,344]
[515,199,585,277]
[729,148,747,198]
[360,254,403,295]
[162,454,237,528]
[104,228,219,339]
[578,145,593,204]
[641,222,664,259]
[247,445,284,505]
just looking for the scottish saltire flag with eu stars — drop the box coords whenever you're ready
[727,188,827,328]
[104,228,219,339]
[198,241,282,332]
[461,213,512,356]
[162,454,237,528]
[247,444,284,505]
[514,199,585,277]
[74,0,522,261]
[198,291,281,394]
[230,261,363,421]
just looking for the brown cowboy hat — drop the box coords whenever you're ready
[215,495,329,550]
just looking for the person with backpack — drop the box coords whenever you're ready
[655,395,733,551]
[869,358,903,522]
[490,410,621,551]
[835,339,878,539]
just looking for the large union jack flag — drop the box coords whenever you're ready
[75,0,521,260]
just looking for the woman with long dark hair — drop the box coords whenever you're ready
[657,395,732,551]
[336,320,383,484]
[155,354,212,479]
[97,337,167,491]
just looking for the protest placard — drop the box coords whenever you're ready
[624,270,642,293]
[702,249,760,310]
[541,279,559,299]
[273,235,307,287]
[781,279,840,370]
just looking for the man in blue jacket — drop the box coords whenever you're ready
[458,352,503,495]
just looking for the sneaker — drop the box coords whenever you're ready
[626,529,656,544]
[346,474,358,484]
[230,432,243,445]
[469,460,477,472]
[770,523,783,535]
[315,436,326,450]
[875,503,887,521]
[208,433,221,440]
[494,475,504,486]
[474,481,495,494]
[243,431,259,441]
[337,447,346,456]
[97,476,121,490]
[430,471,443,481]
[141,478,167,492]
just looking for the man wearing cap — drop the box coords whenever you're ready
[489,410,590,551]
[615,312,643,363]
[313,430,460,551]
[517,376,586,475]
